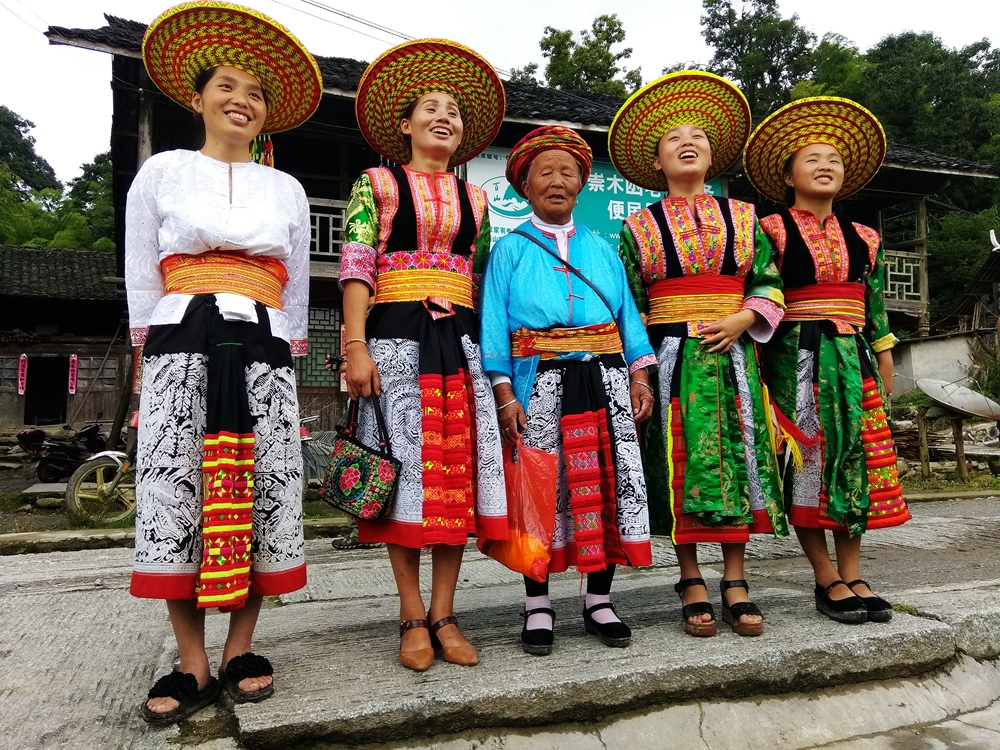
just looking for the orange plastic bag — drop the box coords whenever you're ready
[477,440,558,582]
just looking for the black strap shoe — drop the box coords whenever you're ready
[846,579,893,623]
[521,606,556,656]
[582,602,631,648]
[814,580,867,624]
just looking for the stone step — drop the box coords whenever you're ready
[215,563,957,749]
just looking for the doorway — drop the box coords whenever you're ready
[23,357,69,425]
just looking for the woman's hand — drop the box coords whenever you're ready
[345,343,380,399]
[700,309,758,353]
[876,349,894,396]
[493,383,526,446]
[630,372,654,423]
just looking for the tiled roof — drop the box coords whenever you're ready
[883,144,1000,177]
[0,246,119,301]
[46,16,1000,163]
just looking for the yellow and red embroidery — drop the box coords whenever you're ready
[510,323,623,359]
[197,431,255,610]
[162,252,287,310]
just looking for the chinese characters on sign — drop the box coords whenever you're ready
[467,147,724,245]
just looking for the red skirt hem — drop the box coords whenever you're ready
[547,540,652,574]
[131,564,306,600]
[789,504,912,531]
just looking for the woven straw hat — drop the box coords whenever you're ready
[142,2,323,133]
[355,38,506,167]
[744,96,886,202]
[608,71,751,191]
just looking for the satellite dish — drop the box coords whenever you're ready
[916,378,1000,420]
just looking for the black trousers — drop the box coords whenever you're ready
[524,565,616,597]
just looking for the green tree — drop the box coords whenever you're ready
[855,34,1000,212]
[790,33,867,100]
[926,207,1000,320]
[700,0,816,118]
[508,63,540,86]
[858,35,997,161]
[67,151,115,248]
[0,161,114,251]
[0,105,60,192]
[533,14,642,97]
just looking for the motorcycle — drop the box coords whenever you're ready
[16,414,108,483]
[64,413,137,524]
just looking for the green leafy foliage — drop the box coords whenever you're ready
[0,105,59,192]
[926,207,1000,321]
[0,159,116,252]
[700,0,815,119]
[1,107,116,251]
[528,14,642,97]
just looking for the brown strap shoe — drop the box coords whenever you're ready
[429,615,478,666]
[398,619,434,672]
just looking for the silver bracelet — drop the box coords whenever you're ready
[496,399,518,411]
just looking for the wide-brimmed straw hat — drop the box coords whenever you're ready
[743,96,886,202]
[355,38,506,167]
[608,71,751,191]
[142,1,323,133]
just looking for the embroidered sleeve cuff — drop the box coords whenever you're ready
[871,333,898,353]
[130,327,149,346]
[290,338,308,357]
[629,353,657,373]
[339,242,377,291]
[743,298,784,343]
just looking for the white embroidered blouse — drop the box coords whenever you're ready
[125,149,311,355]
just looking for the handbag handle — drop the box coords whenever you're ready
[344,395,393,450]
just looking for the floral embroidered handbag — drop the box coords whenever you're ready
[319,397,400,520]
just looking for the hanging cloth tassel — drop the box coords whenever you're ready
[250,134,274,167]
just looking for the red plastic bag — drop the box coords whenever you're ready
[477,440,558,582]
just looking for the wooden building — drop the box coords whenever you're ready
[0,246,128,429]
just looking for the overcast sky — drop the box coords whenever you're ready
[1,0,995,184]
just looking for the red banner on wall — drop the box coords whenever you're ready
[17,355,27,395]
[68,354,78,395]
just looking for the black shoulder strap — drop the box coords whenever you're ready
[510,229,617,322]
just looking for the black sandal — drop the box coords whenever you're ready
[521,606,556,656]
[674,578,716,637]
[720,579,764,636]
[846,579,893,623]
[582,602,631,648]
[219,652,274,703]
[814,580,867,624]
[141,671,220,725]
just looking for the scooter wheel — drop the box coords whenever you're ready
[65,456,136,524]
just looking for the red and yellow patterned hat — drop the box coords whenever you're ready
[142,2,323,133]
[608,71,751,191]
[355,38,506,167]
[506,126,593,198]
[744,97,886,202]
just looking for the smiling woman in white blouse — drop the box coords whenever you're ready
[124,3,323,724]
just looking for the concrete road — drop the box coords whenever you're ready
[0,495,997,749]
